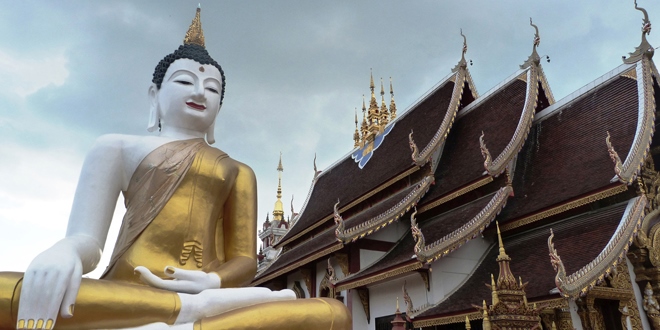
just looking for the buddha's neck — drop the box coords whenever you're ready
[159,126,206,141]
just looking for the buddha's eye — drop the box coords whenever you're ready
[175,80,193,85]
[206,87,219,94]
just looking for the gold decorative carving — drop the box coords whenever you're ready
[356,287,370,324]
[402,281,413,320]
[610,261,643,330]
[412,311,482,328]
[418,270,430,292]
[335,262,422,292]
[480,64,538,177]
[500,184,628,232]
[547,196,647,298]
[621,67,639,80]
[412,186,513,263]
[335,253,349,277]
[299,269,312,297]
[643,282,660,329]
[334,176,434,243]
[252,242,342,286]
[417,176,493,214]
[451,29,469,73]
[319,259,338,299]
[183,6,205,47]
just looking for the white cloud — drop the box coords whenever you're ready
[0,49,69,98]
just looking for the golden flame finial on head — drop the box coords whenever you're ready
[184,5,206,48]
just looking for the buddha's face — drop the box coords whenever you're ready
[154,58,223,133]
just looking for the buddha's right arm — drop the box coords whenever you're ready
[17,135,125,327]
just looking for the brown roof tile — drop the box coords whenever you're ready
[499,76,638,223]
[421,79,527,206]
[415,202,627,318]
[280,80,457,245]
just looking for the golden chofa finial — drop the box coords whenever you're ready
[389,77,397,120]
[353,108,360,148]
[520,18,542,69]
[184,4,206,47]
[624,0,654,63]
[496,221,509,259]
[452,29,469,73]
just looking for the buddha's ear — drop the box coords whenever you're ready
[205,104,221,144]
[206,121,216,145]
[147,84,159,132]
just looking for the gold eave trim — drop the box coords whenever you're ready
[538,64,555,105]
[482,65,539,177]
[252,242,343,286]
[418,176,493,214]
[499,184,628,232]
[335,261,423,292]
[412,311,482,328]
[612,59,656,184]
[412,69,464,166]
[415,185,513,263]
[553,196,647,299]
[276,166,419,248]
[338,176,434,243]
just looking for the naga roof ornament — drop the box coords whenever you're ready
[183,4,205,48]
[623,0,654,64]
[451,29,469,73]
[520,18,541,69]
[547,196,647,298]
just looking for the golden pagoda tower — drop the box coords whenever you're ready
[389,77,397,120]
[257,153,290,271]
[379,78,389,127]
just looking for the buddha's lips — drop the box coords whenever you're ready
[186,102,206,111]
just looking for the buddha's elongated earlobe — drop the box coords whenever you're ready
[147,85,160,132]
[206,121,216,144]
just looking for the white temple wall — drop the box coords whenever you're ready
[428,237,492,304]
[360,250,386,269]
[368,220,409,242]
[357,273,428,330]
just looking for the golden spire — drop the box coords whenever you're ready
[380,78,389,127]
[389,77,397,120]
[361,95,368,139]
[490,274,499,305]
[353,108,360,148]
[465,315,471,330]
[482,300,492,330]
[367,70,380,134]
[273,153,284,221]
[183,4,206,48]
[495,221,516,290]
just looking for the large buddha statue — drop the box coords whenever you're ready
[0,7,351,330]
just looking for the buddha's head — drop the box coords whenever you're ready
[147,6,225,144]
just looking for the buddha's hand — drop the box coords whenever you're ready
[17,241,83,330]
[135,266,221,294]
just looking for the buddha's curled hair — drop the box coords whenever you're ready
[152,44,226,105]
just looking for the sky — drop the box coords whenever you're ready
[0,1,658,278]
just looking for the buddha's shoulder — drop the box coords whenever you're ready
[199,145,255,178]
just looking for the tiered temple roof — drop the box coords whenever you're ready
[253,6,660,329]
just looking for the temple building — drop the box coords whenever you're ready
[253,5,660,330]
[257,154,290,272]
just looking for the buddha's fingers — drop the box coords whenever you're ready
[18,269,67,330]
[59,260,82,319]
[164,267,220,290]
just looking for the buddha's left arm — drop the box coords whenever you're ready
[211,162,258,288]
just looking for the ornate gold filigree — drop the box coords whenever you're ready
[319,259,338,299]
[412,312,482,328]
[500,184,628,232]
[413,186,513,263]
[183,6,205,47]
[300,268,312,297]
[334,253,349,277]
[547,196,647,299]
[335,262,422,292]
[357,288,370,324]
[606,131,627,183]
[418,176,493,213]
[335,176,434,243]
[622,67,639,80]
[402,281,413,321]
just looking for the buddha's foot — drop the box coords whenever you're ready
[175,288,296,324]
